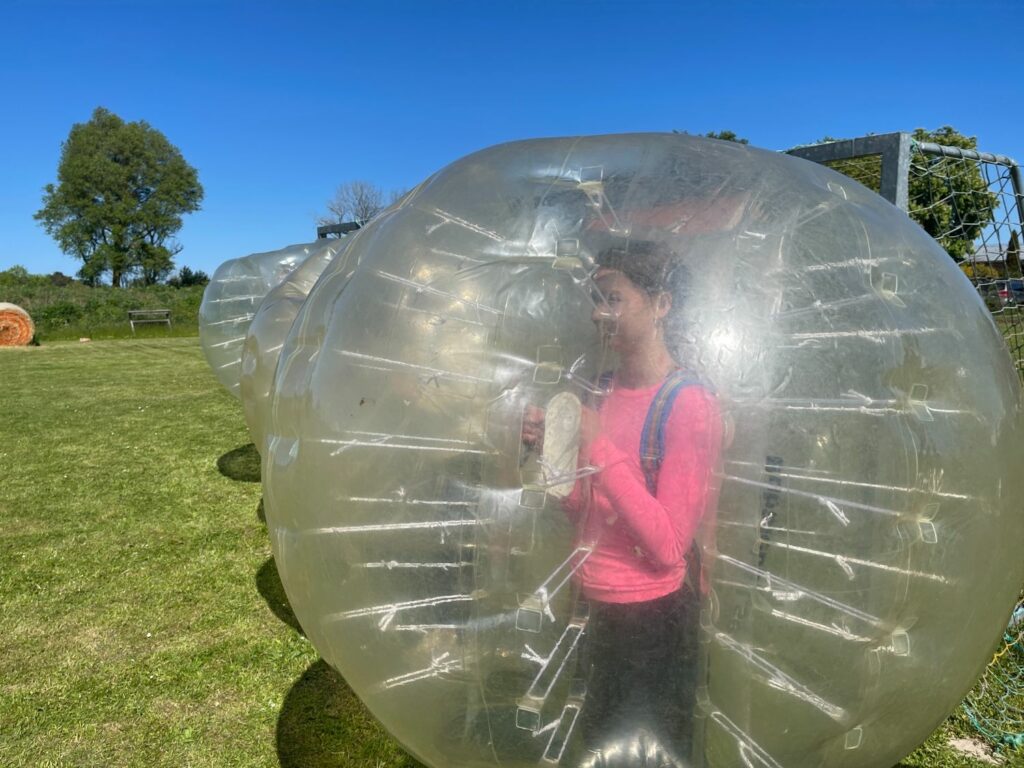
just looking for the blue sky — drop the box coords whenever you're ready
[2,0,1022,278]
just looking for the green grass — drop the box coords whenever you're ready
[0,338,417,767]
[39,322,200,342]
[0,337,1018,767]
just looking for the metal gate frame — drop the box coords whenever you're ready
[787,131,1024,222]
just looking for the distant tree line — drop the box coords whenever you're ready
[1,264,208,290]
[166,266,210,287]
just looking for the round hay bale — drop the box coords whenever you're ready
[0,303,34,346]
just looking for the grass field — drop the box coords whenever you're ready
[0,337,1017,767]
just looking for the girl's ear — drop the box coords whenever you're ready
[655,291,672,321]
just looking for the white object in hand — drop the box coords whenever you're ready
[541,392,582,498]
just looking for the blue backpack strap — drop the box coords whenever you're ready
[640,369,711,591]
[640,369,699,495]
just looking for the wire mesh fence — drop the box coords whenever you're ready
[790,133,1024,750]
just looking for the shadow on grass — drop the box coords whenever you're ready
[257,497,266,524]
[276,660,422,768]
[256,557,303,635]
[217,443,261,482]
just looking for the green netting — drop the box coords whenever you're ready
[962,600,1024,748]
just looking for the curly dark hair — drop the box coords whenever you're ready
[595,238,689,304]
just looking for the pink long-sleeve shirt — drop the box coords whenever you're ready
[565,379,722,603]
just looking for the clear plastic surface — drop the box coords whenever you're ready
[262,135,1024,768]
[240,237,353,451]
[199,242,322,397]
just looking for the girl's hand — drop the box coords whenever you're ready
[521,404,545,449]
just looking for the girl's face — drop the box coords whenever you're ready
[591,268,671,352]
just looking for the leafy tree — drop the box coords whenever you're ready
[0,265,30,286]
[960,262,1000,280]
[1007,230,1022,278]
[35,107,203,287]
[906,127,999,261]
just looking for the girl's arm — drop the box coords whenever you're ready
[586,388,722,568]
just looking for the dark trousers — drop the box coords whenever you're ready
[577,587,699,766]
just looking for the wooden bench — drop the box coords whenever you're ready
[128,309,172,333]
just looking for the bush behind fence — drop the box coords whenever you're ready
[0,267,204,340]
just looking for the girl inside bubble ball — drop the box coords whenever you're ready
[524,238,723,765]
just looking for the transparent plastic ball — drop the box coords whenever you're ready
[199,242,323,397]
[239,237,353,451]
[262,134,1024,768]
